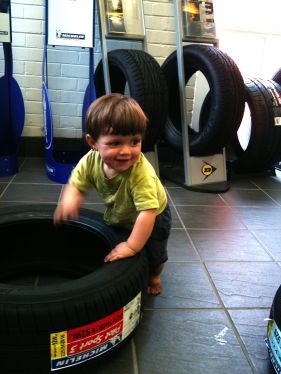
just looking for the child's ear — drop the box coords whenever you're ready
[85,134,96,149]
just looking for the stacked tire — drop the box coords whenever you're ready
[273,68,281,84]
[160,44,281,174]
[94,49,168,152]
[160,44,245,156]
[230,78,281,173]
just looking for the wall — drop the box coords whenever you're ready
[0,0,281,141]
[213,0,281,79]
[0,0,176,140]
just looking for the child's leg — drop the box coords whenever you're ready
[145,204,171,295]
[148,263,165,295]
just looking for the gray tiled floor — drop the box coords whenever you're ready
[0,157,279,373]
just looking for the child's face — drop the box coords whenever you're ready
[89,134,142,173]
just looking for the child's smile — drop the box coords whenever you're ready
[92,134,142,178]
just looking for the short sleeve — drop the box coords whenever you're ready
[132,175,160,211]
[69,152,95,192]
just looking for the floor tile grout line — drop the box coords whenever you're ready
[219,188,281,208]
[18,157,27,170]
[249,179,281,207]
[167,188,257,372]
[0,157,23,198]
[222,309,257,373]
[143,307,271,312]
[250,229,281,263]
[131,338,140,374]
[10,182,61,185]
[170,202,281,209]
[82,203,105,206]
[0,200,60,204]
[165,185,269,191]
[0,175,18,199]
[218,195,252,231]
[202,264,257,373]
[170,203,229,207]
[165,188,185,230]
[167,188,227,307]
[218,191,237,207]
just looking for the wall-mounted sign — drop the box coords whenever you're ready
[182,0,216,41]
[47,0,94,48]
[103,0,145,40]
[0,0,11,43]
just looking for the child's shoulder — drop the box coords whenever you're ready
[76,149,101,169]
[83,149,100,162]
[133,153,157,176]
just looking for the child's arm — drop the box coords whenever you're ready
[54,184,85,224]
[104,209,156,262]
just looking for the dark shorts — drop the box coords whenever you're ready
[109,203,172,268]
[144,203,172,268]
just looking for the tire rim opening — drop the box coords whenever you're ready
[0,219,110,286]
[237,104,251,151]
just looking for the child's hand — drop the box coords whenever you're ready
[54,203,79,224]
[53,184,84,225]
[104,242,137,262]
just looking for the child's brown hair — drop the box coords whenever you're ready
[85,93,148,140]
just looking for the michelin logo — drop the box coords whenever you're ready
[56,30,85,40]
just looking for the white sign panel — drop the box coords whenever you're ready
[0,12,10,42]
[48,0,94,48]
[103,0,145,39]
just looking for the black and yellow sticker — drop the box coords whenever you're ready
[201,161,217,180]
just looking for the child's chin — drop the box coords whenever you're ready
[115,161,132,170]
[117,165,131,172]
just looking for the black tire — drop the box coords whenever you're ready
[0,204,149,373]
[267,285,281,373]
[94,49,169,152]
[230,78,281,173]
[272,68,281,85]
[161,44,245,156]
[270,285,281,329]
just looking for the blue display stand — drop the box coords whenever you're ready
[42,0,96,184]
[0,1,25,177]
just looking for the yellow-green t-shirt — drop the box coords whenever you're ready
[69,150,167,229]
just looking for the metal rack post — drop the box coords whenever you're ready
[96,0,160,176]
[169,0,228,192]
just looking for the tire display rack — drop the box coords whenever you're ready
[160,0,230,192]
[96,0,163,174]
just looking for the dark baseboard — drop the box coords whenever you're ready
[18,137,45,157]
[18,137,180,162]
[18,137,87,157]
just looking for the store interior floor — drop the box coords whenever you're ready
[0,156,280,374]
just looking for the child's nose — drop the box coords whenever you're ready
[119,145,131,154]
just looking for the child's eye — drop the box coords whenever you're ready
[131,139,141,146]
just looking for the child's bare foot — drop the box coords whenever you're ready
[147,274,161,295]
